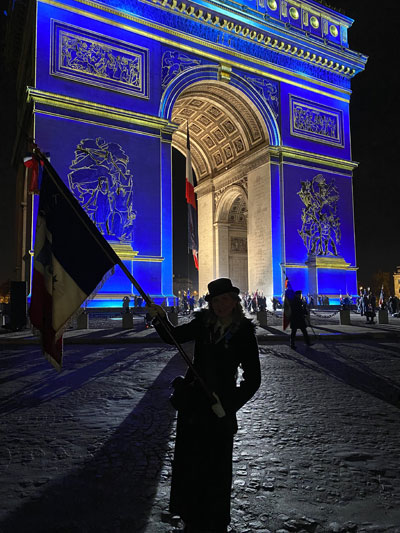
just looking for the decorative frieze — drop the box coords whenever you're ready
[231,236,248,253]
[290,96,344,146]
[148,0,359,89]
[51,21,149,98]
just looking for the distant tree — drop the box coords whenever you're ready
[371,270,392,298]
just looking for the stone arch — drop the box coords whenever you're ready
[159,64,281,150]
[164,65,276,296]
[214,185,249,292]
[215,184,247,223]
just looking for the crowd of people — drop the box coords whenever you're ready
[124,285,400,321]
[356,287,400,323]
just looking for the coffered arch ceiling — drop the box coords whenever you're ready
[171,81,269,182]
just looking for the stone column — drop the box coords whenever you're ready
[215,222,229,278]
[197,184,215,296]
[247,162,273,299]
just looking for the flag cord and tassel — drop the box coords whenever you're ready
[33,149,223,416]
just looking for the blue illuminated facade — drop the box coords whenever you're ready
[30,0,367,306]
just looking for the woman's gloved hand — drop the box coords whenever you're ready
[145,303,167,320]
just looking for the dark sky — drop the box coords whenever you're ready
[328,0,400,284]
[174,1,400,288]
[1,1,398,289]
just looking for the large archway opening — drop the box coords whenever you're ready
[227,195,248,291]
[171,79,272,297]
[171,147,199,296]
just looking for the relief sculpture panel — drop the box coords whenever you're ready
[68,137,136,244]
[51,21,149,97]
[297,174,341,256]
[290,96,343,146]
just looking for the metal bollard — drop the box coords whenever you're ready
[77,311,89,329]
[122,313,134,329]
[257,310,268,327]
[339,309,351,325]
[377,309,389,324]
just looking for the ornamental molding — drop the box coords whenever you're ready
[268,145,358,171]
[27,87,177,133]
[214,176,248,210]
[147,0,359,82]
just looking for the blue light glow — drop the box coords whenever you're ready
[32,0,362,306]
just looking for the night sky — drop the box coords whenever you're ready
[173,1,400,290]
[326,0,400,285]
[1,1,398,291]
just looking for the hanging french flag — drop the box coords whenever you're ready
[29,154,119,370]
[23,152,50,194]
[185,124,199,270]
[282,276,295,330]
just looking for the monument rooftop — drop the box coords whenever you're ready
[125,0,368,88]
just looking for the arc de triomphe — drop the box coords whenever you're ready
[27,0,367,305]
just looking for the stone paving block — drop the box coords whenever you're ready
[1,339,400,532]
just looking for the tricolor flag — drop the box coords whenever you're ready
[379,285,384,308]
[185,124,199,269]
[282,277,295,330]
[24,153,43,194]
[29,155,119,370]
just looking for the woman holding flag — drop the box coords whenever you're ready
[147,277,261,533]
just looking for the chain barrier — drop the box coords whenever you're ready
[266,309,283,319]
[310,309,341,319]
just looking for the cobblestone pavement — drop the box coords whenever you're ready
[1,338,400,533]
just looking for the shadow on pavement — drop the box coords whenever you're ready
[0,352,185,533]
[270,342,400,410]
[258,325,286,336]
[0,345,167,415]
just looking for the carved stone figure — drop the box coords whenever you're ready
[68,137,136,244]
[297,174,340,256]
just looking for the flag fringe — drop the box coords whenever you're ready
[30,267,116,341]
[30,265,116,369]
[54,266,116,340]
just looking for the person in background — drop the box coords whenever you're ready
[146,277,261,533]
[289,290,312,349]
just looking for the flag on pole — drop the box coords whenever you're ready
[282,277,295,330]
[23,153,48,194]
[379,285,384,308]
[29,154,119,370]
[185,124,199,269]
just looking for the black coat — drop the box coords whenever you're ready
[154,309,261,528]
[289,297,309,329]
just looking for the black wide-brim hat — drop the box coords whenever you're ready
[205,278,240,301]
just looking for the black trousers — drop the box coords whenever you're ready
[290,326,310,346]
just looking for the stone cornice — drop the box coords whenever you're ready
[41,0,357,96]
[27,87,178,133]
[269,145,358,171]
[141,0,366,80]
